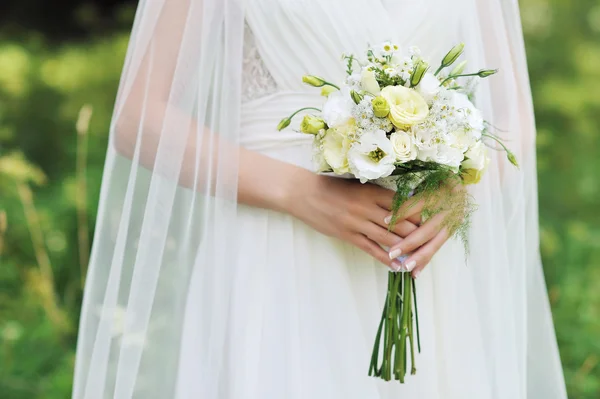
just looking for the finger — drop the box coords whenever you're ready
[369,206,419,238]
[353,234,405,272]
[372,187,395,211]
[407,213,421,226]
[390,220,419,238]
[382,197,426,224]
[405,227,450,278]
[387,212,446,265]
[363,223,404,249]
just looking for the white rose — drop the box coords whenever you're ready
[348,130,396,183]
[416,72,441,104]
[451,92,484,132]
[461,141,489,171]
[389,131,417,163]
[434,144,465,168]
[322,120,355,174]
[360,69,381,95]
[322,88,354,128]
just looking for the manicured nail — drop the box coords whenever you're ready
[388,248,402,260]
[404,260,416,272]
[391,261,403,272]
[413,269,421,279]
[384,215,392,224]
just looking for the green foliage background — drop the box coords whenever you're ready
[0,0,599,397]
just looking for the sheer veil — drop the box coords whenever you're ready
[471,1,566,397]
[73,0,246,397]
[72,0,566,398]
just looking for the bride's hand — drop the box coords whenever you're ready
[386,184,466,278]
[284,173,420,271]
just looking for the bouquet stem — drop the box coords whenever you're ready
[369,271,419,383]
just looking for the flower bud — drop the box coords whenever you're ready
[507,151,519,168]
[321,85,338,97]
[302,75,327,87]
[300,115,326,135]
[361,69,381,95]
[277,117,292,131]
[350,90,364,105]
[450,60,468,76]
[441,43,465,68]
[410,59,429,87]
[371,96,390,118]
[477,69,498,78]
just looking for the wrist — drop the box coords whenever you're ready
[275,167,317,216]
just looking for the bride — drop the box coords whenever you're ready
[72,0,568,398]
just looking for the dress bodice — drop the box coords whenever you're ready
[241,0,469,103]
[242,22,279,103]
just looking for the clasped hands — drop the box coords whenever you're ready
[288,174,462,278]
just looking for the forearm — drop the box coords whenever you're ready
[237,146,314,214]
[114,97,314,215]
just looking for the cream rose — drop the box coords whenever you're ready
[461,142,489,184]
[322,120,355,174]
[380,86,429,129]
[461,141,488,171]
[389,131,417,163]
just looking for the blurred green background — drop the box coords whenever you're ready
[0,0,598,397]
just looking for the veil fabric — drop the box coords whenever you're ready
[73,0,246,397]
[72,0,567,398]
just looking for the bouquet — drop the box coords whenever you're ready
[277,42,518,383]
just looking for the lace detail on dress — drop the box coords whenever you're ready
[242,22,279,103]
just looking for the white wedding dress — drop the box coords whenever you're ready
[72,0,568,398]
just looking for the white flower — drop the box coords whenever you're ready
[345,72,362,91]
[348,130,396,183]
[375,41,398,57]
[412,128,438,162]
[417,73,441,104]
[322,88,354,128]
[446,128,474,153]
[373,116,394,132]
[398,56,414,82]
[389,131,417,163]
[451,92,484,132]
[384,67,398,77]
[462,141,489,171]
[322,121,355,174]
[434,144,465,168]
[360,69,381,95]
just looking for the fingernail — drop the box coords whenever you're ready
[384,215,392,224]
[391,261,403,272]
[404,260,416,271]
[388,248,402,260]
[413,269,421,279]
